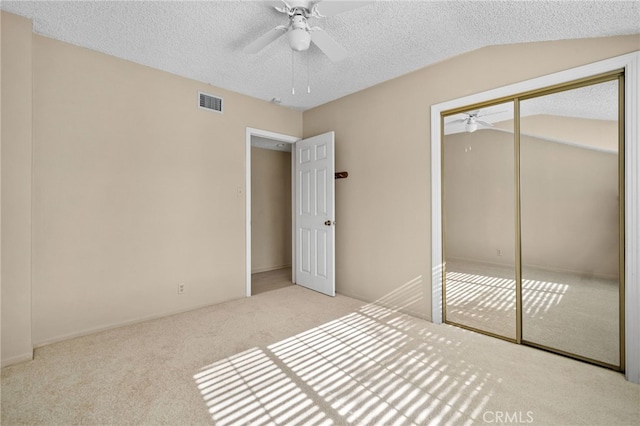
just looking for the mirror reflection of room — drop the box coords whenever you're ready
[519,79,621,367]
[443,102,517,340]
[442,77,622,369]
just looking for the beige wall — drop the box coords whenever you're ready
[23,20,302,346]
[251,147,292,273]
[521,134,618,277]
[444,129,516,267]
[495,114,619,152]
[303,35,640,320]
[1,8,638,362]
[1,13,34,365]
[444,129,619,278]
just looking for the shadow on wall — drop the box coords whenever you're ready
[371,275,424,313]
[193,277,500,425]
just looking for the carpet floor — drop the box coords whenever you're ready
[252,268,294,296]
[2,283,638,425]
[445,259,620,366]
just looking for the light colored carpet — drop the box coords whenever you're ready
[445,260,518,340]
[445,260,620,366]
[2,283,638,425]
[252,268,294,295]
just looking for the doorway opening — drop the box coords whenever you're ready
[245,128,299,297]
[251,137,293,295]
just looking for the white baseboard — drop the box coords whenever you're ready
[32,297,243,349]
[1,350,34,368]
[446,256,619,281]
[251,264,292,274]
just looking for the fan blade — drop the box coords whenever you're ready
[448,118,467,124]
[265,0,291,13]
[244,25,288,54]
[310,28,348,62]
[477,120,494,128]
[313,0,372,17]
[478,110,507,118]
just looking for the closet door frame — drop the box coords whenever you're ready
[440,99,520,343]
[430,52,640,384]
[516,74,624,371]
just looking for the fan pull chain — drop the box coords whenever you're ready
[307,54,311,94]
[291,50,295,95]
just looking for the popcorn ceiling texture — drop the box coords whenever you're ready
[2,0,639,111]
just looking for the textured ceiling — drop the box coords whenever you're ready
[252,135,294,151]
[444,78,620,131]
[2,0,639,111]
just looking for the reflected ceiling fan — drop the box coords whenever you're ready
[449,110,496,133]
[243,0,371,62]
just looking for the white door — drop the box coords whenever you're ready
[295,132,335,296]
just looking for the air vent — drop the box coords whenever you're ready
[198,91,223,113]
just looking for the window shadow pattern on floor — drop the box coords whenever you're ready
[194,276,498,425]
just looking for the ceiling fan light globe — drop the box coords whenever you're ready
[466,122,478,133]
[288,28,311,51]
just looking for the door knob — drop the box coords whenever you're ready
[324,220,334,226]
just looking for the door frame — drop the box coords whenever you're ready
[245,127,300,297]
[430,52,639,383]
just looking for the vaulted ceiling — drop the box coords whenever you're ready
[2,1,639,111]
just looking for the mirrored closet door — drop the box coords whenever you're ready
[519,78,622,368]
[442,73,624,370]
[443,101,517,341]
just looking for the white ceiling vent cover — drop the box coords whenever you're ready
[198,91,223,113]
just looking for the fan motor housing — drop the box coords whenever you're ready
[288,11,311,51]
[288,28,311,51]
[287,1,314,11]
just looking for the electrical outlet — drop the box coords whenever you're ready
[178,283,185,294]
[497,249,503,256]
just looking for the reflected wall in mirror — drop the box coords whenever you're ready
[520,79,621,367]
[443,102,517,340]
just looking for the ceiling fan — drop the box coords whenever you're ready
[449,110,496,133]
[243,0,371,62]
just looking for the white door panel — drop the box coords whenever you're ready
[295,132,335,296]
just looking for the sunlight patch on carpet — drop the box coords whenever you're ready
[194,287,496,425]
